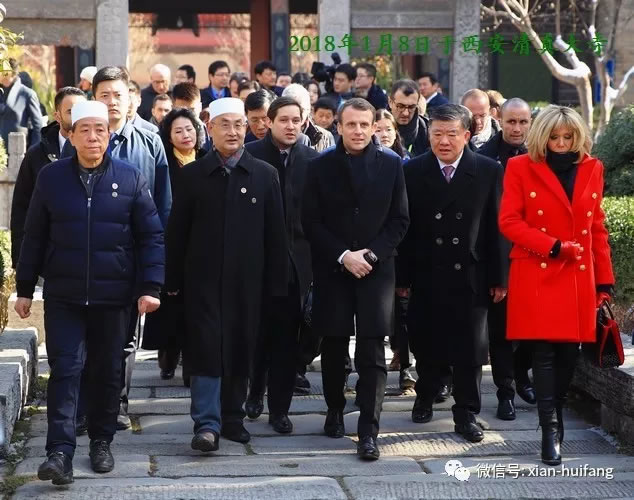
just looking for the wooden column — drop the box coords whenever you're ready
[250,0,271,75]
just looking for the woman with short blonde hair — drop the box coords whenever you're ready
[499,105,614,467]
[527,105,593,163]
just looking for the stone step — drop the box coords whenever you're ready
[153,455,422,478]
[137,408,587,437]
[15,454,150,478]
[248,429,616,457]
[13,476,347,500]
[127,392,539,416]
[342,472,634,499]
[24,433,247,459]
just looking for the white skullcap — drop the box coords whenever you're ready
[209,97,246,121]
[71,100,109,126]
[79,66,98,82]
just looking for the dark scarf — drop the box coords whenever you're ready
[397,110,421,149]
[546,150,578,201]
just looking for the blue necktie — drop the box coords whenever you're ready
[107,134,119,155]
[60,139,74,158]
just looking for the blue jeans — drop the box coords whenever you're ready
[190,376,222,434]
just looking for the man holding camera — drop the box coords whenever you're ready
[302,98,409,460]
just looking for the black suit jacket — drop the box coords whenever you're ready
[302,140,409,338]
[426,93,449,110]
[246,132,320,299]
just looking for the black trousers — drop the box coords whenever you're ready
[321,336,387,438]
[488,298,533,401]
[249,281,301,415]
[415,361,482,424]
[44,300,130,458]
[530,341,579,419]
[390,293,411,369]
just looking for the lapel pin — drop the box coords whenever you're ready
[251,197,257,204]
[241,187,247,194]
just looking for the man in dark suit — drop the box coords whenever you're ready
[418,72,449,110]
[302,98,409,460]
[397,104,507,443]
[0,58,44,148]
[245,96,320,433]
[389,80,430,157]
[477,98,536,418]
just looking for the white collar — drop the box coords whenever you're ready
[426,91,438,102]
[436,149,464,171]
[58,131,67,153]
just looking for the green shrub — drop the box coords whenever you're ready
[593,106,634,196]
[603,196,634,304]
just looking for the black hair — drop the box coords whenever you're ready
[244,89,276,113]
[356,63,377,79]
[92,66,129,94]
[230,72,249,85]
[334,63,356,81]
[128,80,141,94]
[54,87,85,111]
[314,97,337,114]
[153,94,173,107]
[178,64,196,81]
[418,72,438,85]
[208,60,230,76]
[238,80,261,94]
[172,82,201,102]
[390,79,420,99]
[254,60,277,75]
[160,108,204,154]
[292,72,311,85]
[267,96,303,121]
[429,104,471,132]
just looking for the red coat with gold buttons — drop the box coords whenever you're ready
[499,153,614,342]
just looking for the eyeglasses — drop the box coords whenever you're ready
[214,72,230,78]
[217,121,247,131]
[248,117,268,124]
[393,103,418,113]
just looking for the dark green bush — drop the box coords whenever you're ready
[593,105,634,196]
[603,196,634,304]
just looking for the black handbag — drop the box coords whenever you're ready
[582,301,625,369]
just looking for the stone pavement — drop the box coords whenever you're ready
[11,344,634,499]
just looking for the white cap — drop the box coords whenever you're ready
[208,97,246,121]
[71,100,109,126]
[79,66,98,83]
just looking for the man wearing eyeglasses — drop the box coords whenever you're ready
[165,97,288,453]
[138,63,172,121]
[388,79,430,157]
[354,63,388,111]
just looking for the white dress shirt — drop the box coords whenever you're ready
[436,149,464,180]
[426,91,438,103]
[58,132,67,156]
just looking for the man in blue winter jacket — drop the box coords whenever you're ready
[14,100,165,486]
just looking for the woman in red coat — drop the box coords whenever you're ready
[499,105,614,466]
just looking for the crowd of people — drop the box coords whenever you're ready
[4,55,614,486]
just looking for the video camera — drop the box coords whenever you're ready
[310,52,342,94]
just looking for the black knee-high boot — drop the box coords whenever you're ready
[554,343,580,445]
[532,342,561,466]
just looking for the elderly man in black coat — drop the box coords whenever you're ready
[244,96,320,433]
[397,104,507,443]
[165,98,288,453]
[14,100,164,485]
[302,98,409,460]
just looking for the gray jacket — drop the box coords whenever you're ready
[0,77,44,148]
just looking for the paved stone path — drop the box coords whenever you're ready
[11,344,634,499]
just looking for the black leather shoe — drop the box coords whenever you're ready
[357,435,380,460]
[160,369,175,380]
[517,383,537,405]
[116,413,131,430]
[324,409,345,438]
[295,372,311,390]
[191,431,219,452]
[75,415,88,436]
[399,368,416,391]
[496,399,516,420]
[38,452,74,485]
[541,422,562,465]
[269,413,293,434]
[412,398,433,423]
[221,423,251,443]
[455,421,485,442]
[89,440,114,473]
[434,384,452,403]
[245,398,264,420]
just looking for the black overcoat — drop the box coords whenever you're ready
[397,147,506,365]
[245,132,320,301]
[164,148,288,377]
[302,140,409,338]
